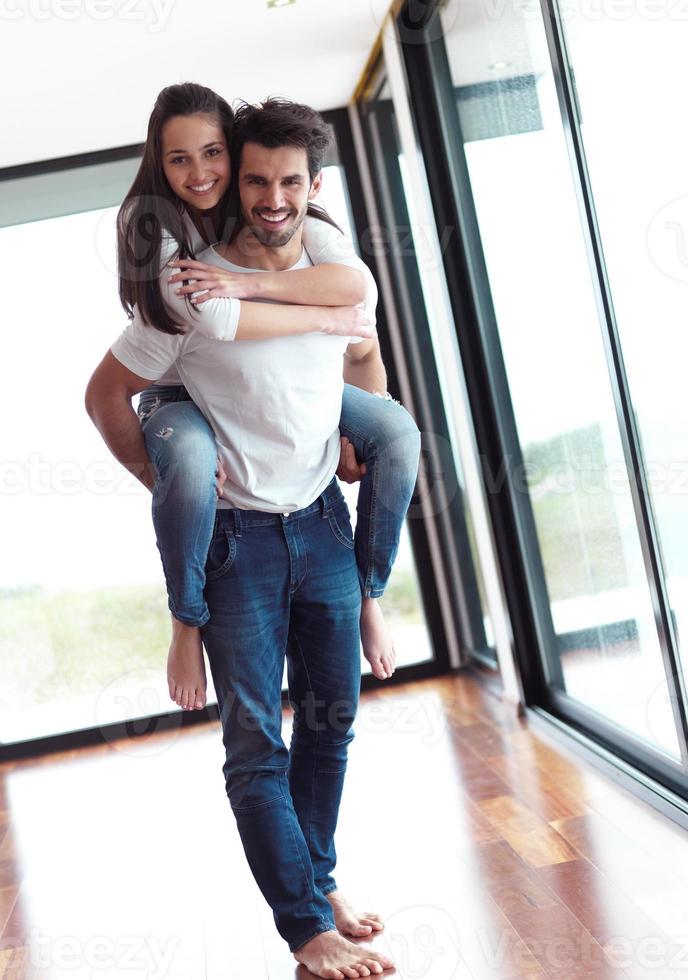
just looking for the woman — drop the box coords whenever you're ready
[118,83,421,712]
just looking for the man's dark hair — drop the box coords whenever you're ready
[232,97,332,182]
[228,97,342,238]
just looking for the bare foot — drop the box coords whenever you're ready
[360,598,396,680]
[167,617,207,710]
[293,930,393,979]
[327,890,384,938]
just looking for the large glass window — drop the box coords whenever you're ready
[319,136,434,673]
[0,200,174,745]
[439,0,681,757]
[560,1,688,727]
[358,68,497,668]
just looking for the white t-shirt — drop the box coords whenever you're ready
[112,247,366,513]
[148,214,376,385]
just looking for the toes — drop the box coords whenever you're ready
[361,918,384,932]
[361,961,383,975]
[355,966,371,977]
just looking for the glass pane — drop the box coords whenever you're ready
[361,79,496,663]
[441,0,680,757]
[560,2,688,726]
[319,161,433,672]
[0,206,179,745]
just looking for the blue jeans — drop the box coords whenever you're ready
[138,383,421,627]
[201,477,361,950]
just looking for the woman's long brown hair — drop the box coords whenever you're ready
[117,82,234,335]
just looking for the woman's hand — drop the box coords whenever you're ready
[324,305,376,339]
[168,259,261,303]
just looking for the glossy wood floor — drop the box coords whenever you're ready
[2,671,688,979]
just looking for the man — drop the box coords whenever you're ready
[86,98,395,978]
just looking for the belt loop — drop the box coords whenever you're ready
[319,491,329,519]
[232,509,243,537]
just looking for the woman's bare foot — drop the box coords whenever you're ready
[293,930,393,979]
[167,617,207,710]
[327,890,384,938]
[360,598,396,680]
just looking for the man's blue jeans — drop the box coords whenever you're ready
[139,383,421,626]
[200,477,361,951]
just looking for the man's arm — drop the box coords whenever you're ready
[343,337,387,394]
[84,351,157,491]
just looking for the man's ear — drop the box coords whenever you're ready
[308,170,323,200]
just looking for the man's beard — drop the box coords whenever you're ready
[246,204,308,247]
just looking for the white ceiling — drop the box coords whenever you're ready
[2,0,393,168]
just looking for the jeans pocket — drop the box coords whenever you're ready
[326,502,355,550]
[205,527,237,581]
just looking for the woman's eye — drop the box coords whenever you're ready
[171,157,185,165]
[207,147,221,157]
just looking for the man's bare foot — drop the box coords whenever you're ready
[293,930,393,979]
[360,598,396,680]
[167,618,207,710]
[327,890,384,938]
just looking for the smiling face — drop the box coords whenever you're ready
[161,113,231,211]
[237,141,322,247]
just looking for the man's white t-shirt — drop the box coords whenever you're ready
[111,246,366,513]
[149,214,374,387]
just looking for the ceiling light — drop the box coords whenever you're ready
[489,61,511,70]
[268,0,296,7]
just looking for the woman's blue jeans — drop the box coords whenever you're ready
[138,382,421,627]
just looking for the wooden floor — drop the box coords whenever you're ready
[1,671,688,979]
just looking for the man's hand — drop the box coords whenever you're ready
[336,436,367,483]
